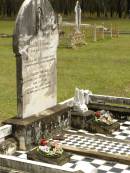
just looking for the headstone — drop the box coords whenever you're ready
[102,22,105,40]
[75,1,81,32]
[58,14,63,29]
[13,0,59,119]
[71,1,86,48]
[93,24,97,42]
[110,24,113,38]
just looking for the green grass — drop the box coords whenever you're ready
[0,19,130,121]
[0,20,14,34]
[0,37,16,121]
[58,36,130,101]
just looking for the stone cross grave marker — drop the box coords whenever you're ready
[75,1,81,32]
[13,0,59,119]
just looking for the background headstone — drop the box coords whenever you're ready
[58,14,63,29]
[75,1,81,32]
[13,0,59,119]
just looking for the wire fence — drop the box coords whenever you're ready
[0,22,119,49]
[58,22,119,48]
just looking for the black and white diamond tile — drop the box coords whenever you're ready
[112,121,130,140]
[14,121,130,173]
[13,152,130,172]
[62,154,130,173]
[14,151,27,159]
[60,133,130,156]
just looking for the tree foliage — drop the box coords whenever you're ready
[0,0,130,18]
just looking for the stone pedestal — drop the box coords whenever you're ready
[71,110,94,129]
[4,104,70,150]
[71,31,86,48]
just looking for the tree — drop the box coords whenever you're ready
[0,0,129,18]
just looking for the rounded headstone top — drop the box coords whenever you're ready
[13,0,58,54]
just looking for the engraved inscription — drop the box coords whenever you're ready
[22,36,57,96]
[13,0,59,118]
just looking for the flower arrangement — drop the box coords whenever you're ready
[94,110,117,125]
[38,139,63,158]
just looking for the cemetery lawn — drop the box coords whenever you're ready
[0,19,130,121]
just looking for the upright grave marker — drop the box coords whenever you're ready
[13,0,59,119]
[75,1,81,32]
[71,1,86,48]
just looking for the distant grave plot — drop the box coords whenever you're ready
[0,33,13,38]
[58,20,119,47]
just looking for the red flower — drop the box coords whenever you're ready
[95,111,101,118]
[40,138,48,146]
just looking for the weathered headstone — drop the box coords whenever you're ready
[110,23,113,38]
[58,14,63,29]
[75,1,81,32]
[93,24,97,42]
[13,0,59,119]
[102,22,105,40]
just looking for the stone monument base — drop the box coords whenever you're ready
[71,110,94,129]
[71,31,87,48]
[3,103,70,151]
